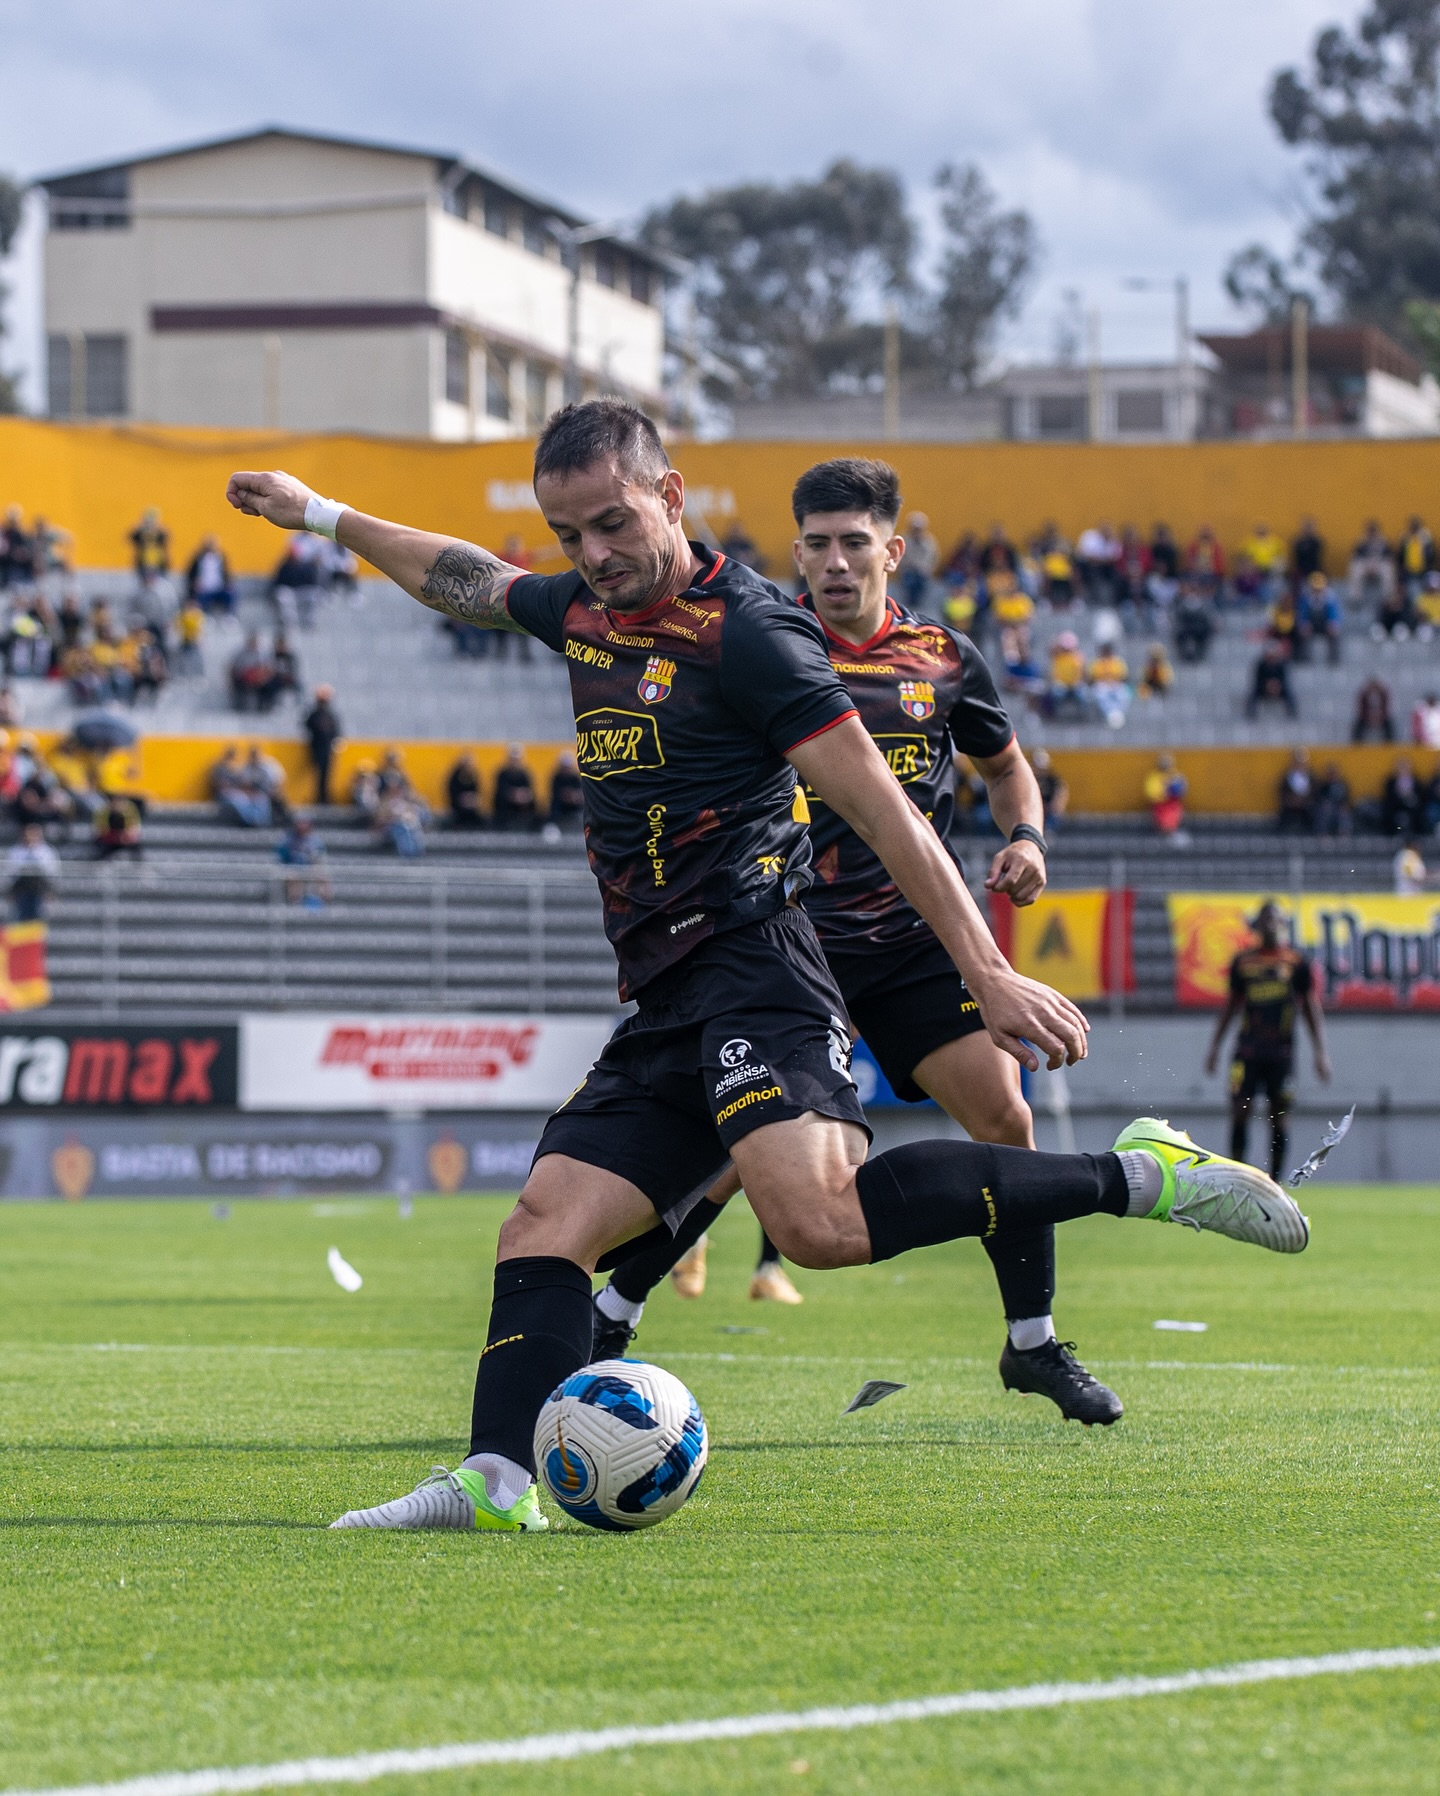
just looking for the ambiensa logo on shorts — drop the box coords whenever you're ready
[715,1084,782,1126]
[714,1060,770,1098]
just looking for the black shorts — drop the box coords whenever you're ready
[1229,1057,1294,1109]
[535,906,868,1229]
[823,927,984,1103]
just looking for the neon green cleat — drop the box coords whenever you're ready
[1113,1117,1310,1254]
[330,1465,549,1532]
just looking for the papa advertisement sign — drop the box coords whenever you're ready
[239,1015,615,1112]
[1167,892,1440,1009]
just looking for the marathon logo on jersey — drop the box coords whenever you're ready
[872,733,933,784]
[897,679,935,720]
[0,1026,238,1110]
[637,655,675,705]
[574,708,665,780]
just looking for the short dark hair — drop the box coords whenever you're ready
[791,458,901,528]
[533,398,669,486]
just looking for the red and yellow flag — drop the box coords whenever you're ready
[0,923,50,1012]
[989,891,1134,1001]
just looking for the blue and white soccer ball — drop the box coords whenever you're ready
[534,1359,708,1531]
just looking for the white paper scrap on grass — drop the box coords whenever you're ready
[1153,1320,1207,1333]
[842,1380,906,1414]
[6,1646,1439,1796]
[327,1248,363,1293]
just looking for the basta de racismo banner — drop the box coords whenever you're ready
[1167,892,1440,1010]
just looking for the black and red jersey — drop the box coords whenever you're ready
[505,545,856,1000]
[1229,944,1313,1063]
[800,595,1015,949]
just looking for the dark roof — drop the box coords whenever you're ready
[1198,323,1424,385]
[33,126,669,269]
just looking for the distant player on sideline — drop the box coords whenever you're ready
[227,401,1309,1535]
[1205,900,1330,1179]
[593,458,1121,1425]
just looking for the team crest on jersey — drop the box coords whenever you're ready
[638,656,675,704]
[897,679,935,720]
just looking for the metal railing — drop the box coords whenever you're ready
[49,858,609,1017]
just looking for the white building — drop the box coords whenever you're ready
[36,126,668,438]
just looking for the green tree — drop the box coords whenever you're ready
[931,163,1039,388]
[0,173,24,413]
[1222,244,1314,325]
[1261,0,1440,331]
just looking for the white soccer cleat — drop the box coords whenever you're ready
[1114,1118,1310,1254]
[329,1464,548,1532]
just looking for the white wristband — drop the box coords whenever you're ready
[302,495,347,539]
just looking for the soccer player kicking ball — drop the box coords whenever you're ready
[226,401,1309,1535]
[1205,899,1330,1180]
[592,457,1124,1425]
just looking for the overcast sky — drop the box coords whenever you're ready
[1,0,1345,409]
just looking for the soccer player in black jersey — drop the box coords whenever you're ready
[227,401,1308,1534]
[1205,900,1330,1179]
[594,458,1120,1424]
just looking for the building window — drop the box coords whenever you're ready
[522,212,548,256]
[594,244,616,289]
[47,167,130,231]
[484,192,510,238]
[629,262,653,306]
[442,180,468,219]
[486,348,512,421]
[1036,394,1087,438]
[525,362,550,431]
[1115,389,1165,433]
[84,336,128,416]
[444,328,470,405]
[47,336,73,417]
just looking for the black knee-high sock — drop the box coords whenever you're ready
[756,1229,781,1269]
[609,1199,726,1304]
[1230,1108,1249,1164]
[468,1256,593,1469]
[855,1140,1128,1264]
[983,1225,1056,1322]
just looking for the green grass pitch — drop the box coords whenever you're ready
[0,1184,1437,1794]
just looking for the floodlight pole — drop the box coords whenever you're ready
[1291,296,1309,439]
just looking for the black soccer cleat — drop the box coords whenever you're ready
[999,1338,1124,1427]
[590,1294,637,1364]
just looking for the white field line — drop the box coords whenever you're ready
[6,1647,1439,1796]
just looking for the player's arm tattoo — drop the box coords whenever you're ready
[418,543,525,631]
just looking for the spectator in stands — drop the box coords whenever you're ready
[56,593,83,654]
[1143,752,1190,846]
[6,823,59,922]
[1144,521,1180,618]
[246,745,290,825]
[348,758,380,820]
[185,535,234,615]
[1043,630,1087,719]
[132,630,168,705]
[268,632,302,708]
[1382,759,1425,836]
[900,513,938,614]
[1029,749,1068,830]
[4,605,51,679]
[1395,516,1433,598]
[277,813,331,907]
[1417,571,1440,639]
[303,686,342,803]
[1173,583,1214,664]
[1394,837,1431,894]
[212,746,271,828]
[941,580,978,636]
[1035,529,1076,606]
[1277,748,1315,833]
[229,632,272,712]
[998,620,1044,698]
[378,748,411,801]
[1300,573,1343,665]
[93,792,143,861]
[1246,639,1297,719]
[1075,520,1121,602]
[270,535,326,630]
[91,625,131,702]
[174,596,205,675]
[1314,763,1353,837]
[1185,525,1225,597]
[1412,691,1440,749]
[492,744,538,831]
[321,536,360,600]
[1136,641,1175,700]
[940,529,979,586]
[374,782,427,858]
[14,761,70,839]
[129,508,169,583]
[1373,577,1416,639]
[1087,642,1131,730]
[0,507,30,591]
[447,751,484,828]
[1291,516,1325,586]
[718,523,766,577]
[1240,522,1286,602]
[1267,587,1302,660]
[1116,524,1150,617]
[1348,521,1394,617]
[548,749,585,830]
[1351,676,1395,743]
[979,523,1018,579]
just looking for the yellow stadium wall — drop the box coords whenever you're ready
[27,729,1437,816]
[8,417,1440,577]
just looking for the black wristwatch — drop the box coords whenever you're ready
[1009,822,1048,857]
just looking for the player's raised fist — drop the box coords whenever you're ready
[225,469,316,530]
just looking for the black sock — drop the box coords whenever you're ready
[1270,1118,1288,1182]
[609,1199,726,1304]
[468,1256,593,1469]
[756,1229,781,1270]
[855,1141,1128,1265]
[1230,1111,1248,1164]
[983,1224,1056,1323]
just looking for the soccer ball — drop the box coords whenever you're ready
[534,1359,708,1531]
